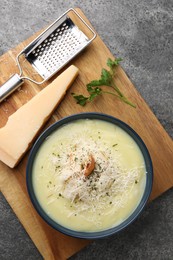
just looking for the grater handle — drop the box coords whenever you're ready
[0,74,24,103]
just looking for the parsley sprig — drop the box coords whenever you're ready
[72,58,136,108]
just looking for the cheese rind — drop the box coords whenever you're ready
[0,65,79,168]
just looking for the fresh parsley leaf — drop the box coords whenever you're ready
[72,57,136,108]
[87,69,112,87]
[87,86,102,101]
[87,85,102,94]
[107,58,123,69]
[71,93,88,106]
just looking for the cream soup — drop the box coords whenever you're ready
[32,119,146,232]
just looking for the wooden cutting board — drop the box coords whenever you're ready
[0,8,173,260]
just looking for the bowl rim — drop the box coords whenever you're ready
[26,112,153,239]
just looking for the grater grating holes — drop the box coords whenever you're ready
[30,20,89,76]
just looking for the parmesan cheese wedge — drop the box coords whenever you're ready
[0,65,79,168]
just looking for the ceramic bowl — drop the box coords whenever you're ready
[26,112,153,239]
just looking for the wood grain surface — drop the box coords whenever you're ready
[0,8,173,260]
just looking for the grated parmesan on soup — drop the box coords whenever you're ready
[32,119,146,231]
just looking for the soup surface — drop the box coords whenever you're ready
[32,119,146,232]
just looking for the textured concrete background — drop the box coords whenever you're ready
[0,0,173,259]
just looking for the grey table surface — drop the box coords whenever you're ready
[0,0,173,259]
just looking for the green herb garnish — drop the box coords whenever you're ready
[72,58,136,107]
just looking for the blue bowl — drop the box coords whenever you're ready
[26,112,153,239]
